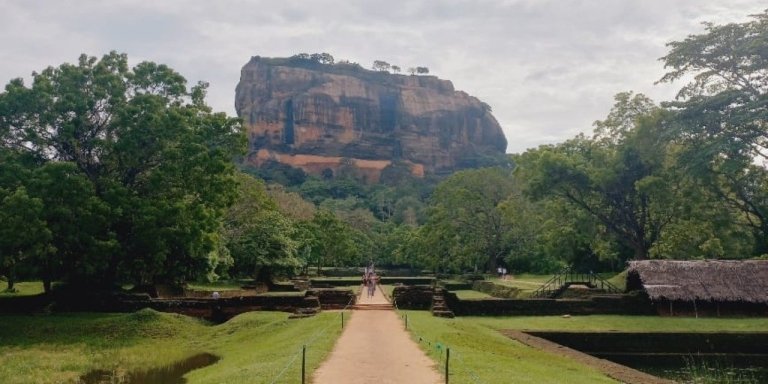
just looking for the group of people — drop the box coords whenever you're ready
[362,265,378,297]
[497,266,511,280]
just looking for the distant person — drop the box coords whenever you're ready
[367,274,377,297]
[502,268,508,280]
[497,267,503,278]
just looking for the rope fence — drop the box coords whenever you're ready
[267,295,356,384]
[392,290,488,384]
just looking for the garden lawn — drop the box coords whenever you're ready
[402,311,618,384]
[490,273,551,295]
[185,280,252,291]
[0,281,45,297]
[402,311,768,384]
[452,290,494,299]
[0,309,343,384]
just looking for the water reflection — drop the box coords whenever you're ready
[80,353,219,384]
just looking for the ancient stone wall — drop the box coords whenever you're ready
[392,285,433,310]
[445,293,656,316]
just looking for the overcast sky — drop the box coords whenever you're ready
[1,1,765,154]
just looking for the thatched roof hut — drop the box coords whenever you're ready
[627,260,768,304]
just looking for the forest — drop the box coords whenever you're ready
[1,11,767,292]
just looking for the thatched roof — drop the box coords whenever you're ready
[627,260,768,304]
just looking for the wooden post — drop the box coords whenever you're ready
[341,312,344,329]
[302,345,306,384]
[405,314,408,330]
[445,347,450,384]
[693,299,698,318]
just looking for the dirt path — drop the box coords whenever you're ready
[312,285,443,384]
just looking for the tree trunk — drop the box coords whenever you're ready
[6,265,15,291]
[41,261,52,294]
[633,246,648,261]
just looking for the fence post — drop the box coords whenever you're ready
[445,347,450,384]
[341,311,344,329]
[405,313,408,330]
[302,345,306,384]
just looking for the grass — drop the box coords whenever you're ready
[256,291,306,297]
[452,290,494,299]
[0,281,45,297]
[488,272,629,296]
[402,311,618,383]
[401,312,768,384]
[0,309,344,384]
[185,280,251,291]
[469,314,768,333]
[605,270,627,291]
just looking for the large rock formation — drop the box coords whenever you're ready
[235,56,507,182]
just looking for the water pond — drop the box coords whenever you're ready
[80,353,219,384]
[529,331,768,383]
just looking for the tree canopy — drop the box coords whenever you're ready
[0,52,246,289]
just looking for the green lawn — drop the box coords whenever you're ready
[0,309,343,384]
[0,281,45,297]
[402,311,618,384]
[185,280,251,291]
[452,290,494,300]
[401,311,768,384]
[471,314,768,333]
[489,272,628,296]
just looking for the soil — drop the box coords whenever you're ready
[501,330,675,384]
[312,285,442,384]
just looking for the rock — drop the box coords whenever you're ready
[235,56,508,182]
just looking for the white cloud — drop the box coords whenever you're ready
[1,0,765,153]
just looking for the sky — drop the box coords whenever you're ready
[1,1,765,154]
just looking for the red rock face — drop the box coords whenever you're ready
[235,56,507,180]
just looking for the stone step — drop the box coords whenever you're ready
[432,310,455,318]
[352,304,394,310]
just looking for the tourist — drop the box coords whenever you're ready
[367,274,377,297]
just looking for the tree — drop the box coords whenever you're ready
[27,162,113,293]
[0,52,246,287]
[416,66,430,75]
[266,184,316,221]
[309,53,335,65]
[319,53,335,65]
[0,187,51,291]
[659,11,768,254]
[391,65,401,74]
[224,173,300,281]
[306,209,358,273]
[421,167,515,272]
[517,94,682,261]
[372,60,391,72]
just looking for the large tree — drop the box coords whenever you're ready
[517,94,683,260]
[0,187,51,291]
[0,52,246,287]
[659,11,768,254]
[223,173,300,282]
[420,167,515,272]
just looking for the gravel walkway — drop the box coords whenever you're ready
[312,286,442,384]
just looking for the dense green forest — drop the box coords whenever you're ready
[1,12,767,292]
